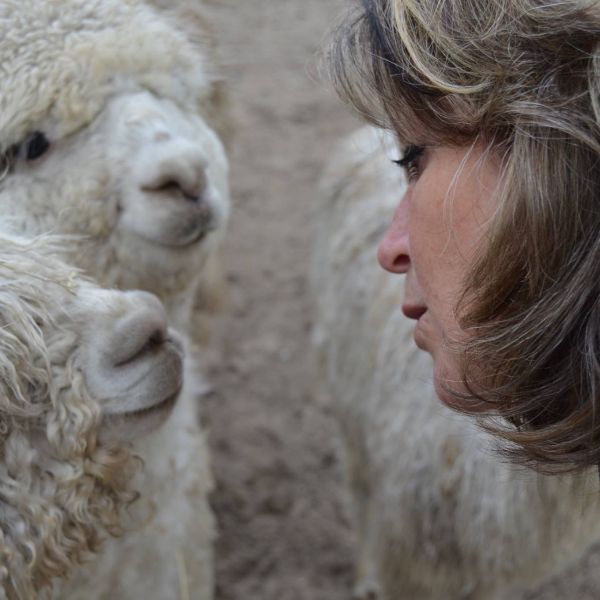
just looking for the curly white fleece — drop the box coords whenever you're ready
[0,235,138,599]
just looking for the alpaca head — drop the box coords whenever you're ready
[0,0,229,309]
[0,234,184,596]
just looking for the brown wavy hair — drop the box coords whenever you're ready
[327,0,600,472]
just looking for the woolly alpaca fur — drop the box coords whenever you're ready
[0,0,230,332]
[312,127,600,600]
[0,234,142,599]
[0,1,226,597]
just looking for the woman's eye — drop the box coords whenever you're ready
[25,131,50,161]
[392,145,425,182]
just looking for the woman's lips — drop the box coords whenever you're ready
[402,304,427,320]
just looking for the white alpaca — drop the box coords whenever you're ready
[0,0,230,330]
[0,232,184,599]
[0,1,229,597]
[312,126,600,600]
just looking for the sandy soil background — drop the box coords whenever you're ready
[198,1,600,598]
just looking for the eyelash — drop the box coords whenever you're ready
[392,145,425,182]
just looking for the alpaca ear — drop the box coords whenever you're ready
[144,0,218,54]
[144,0,234,149]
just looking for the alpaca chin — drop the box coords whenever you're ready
[99,390,180,443]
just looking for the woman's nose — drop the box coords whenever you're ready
[378,199,410,273]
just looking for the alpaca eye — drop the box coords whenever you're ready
[25,131,50,161]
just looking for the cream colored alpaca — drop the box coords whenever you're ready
[0,0,230,330]
[0,1,229,597]
[0,233,184,599]
[312,127,600,600]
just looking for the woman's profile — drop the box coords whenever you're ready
[328,0,600,471]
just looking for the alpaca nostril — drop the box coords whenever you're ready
[156,180,182,195]
[142,167,208,203]
[138,328,166,355]
[110,294,171,367]
[113,324,168,367]
[145,179,202,202]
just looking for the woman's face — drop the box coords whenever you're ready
[378,143,501,404]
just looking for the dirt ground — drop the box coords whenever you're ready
[202,2,357,599]
[199,1,600,599]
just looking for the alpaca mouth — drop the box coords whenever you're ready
[157,219,217,248]
[104,389,180,423]
[99,386,181,442]
[120,390,179,419]
[131,219,217,249]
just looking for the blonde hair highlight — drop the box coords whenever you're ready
[328,0,600,472]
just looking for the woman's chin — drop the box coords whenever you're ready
[432,360,468,409]
[435,385,462,409]
[413,318,430,351]
[412,319,470,409]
